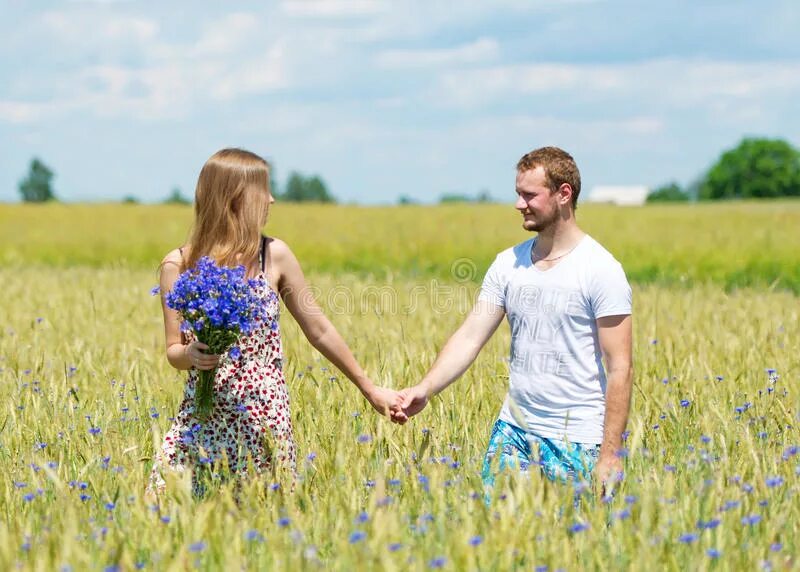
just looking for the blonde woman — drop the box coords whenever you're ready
[150,148,403,495]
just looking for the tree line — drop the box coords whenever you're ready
[16,137,800,204]
[18,164,336,204]
[647,137,800,202]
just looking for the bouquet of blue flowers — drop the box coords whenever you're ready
[163,256,268,420]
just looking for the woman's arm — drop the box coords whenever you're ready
[159,249,219,371]
[270,239,400,417]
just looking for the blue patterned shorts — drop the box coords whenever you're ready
[482,419,600,490]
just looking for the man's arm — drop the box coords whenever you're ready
[399,299,505,418]
[594,314,633,487]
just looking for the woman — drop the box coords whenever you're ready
[149,148,403,495]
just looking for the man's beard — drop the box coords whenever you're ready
[522,209,559,232]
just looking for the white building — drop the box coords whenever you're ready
[586,185,649,206]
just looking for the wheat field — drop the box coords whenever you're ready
[0,202,798,570]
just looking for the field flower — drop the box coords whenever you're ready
[765,476,784,488]
[569,522,589,533]
[697,519,721,530]
[349,531,366,544]
[164,257,268,419]
[741,514,762,526]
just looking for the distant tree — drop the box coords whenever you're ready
[699,138,800,200]
[476,189,493,203]
[397,195,417,205]
[18,158,56,202]
[646,182,689,203]
[283,172,336,203]
[122,195,140,204]
[439,193,473,204]
[164,187,191,205]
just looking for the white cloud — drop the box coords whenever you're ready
[0,100,52,123]
[375,38,500,69]
[281,0,388,18]
[432,59,800,113]
[42,10,158,47]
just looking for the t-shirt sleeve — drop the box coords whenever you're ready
[478,255,507,308]
[589,260,632,318]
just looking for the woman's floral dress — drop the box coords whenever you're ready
[150,247,296,492]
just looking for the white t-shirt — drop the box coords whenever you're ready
[479,234,632,444]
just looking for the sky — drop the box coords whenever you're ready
[1,0,799,204]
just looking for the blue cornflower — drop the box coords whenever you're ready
[468,535,483,546]
[357,434,372,444]
[349,531,366,544]
[80,494,91,502]
[707,549,721,559]
[278,517,290,528]
[722,500,740,511]
[23,493,35,502]
[700,435,711,444]
[189,541,206,553]
[680,399,691,408]
[771,543,782,552]
[160,516,170,524]
[388,542,403,552]
[306,452,317,462]
[388,478,401,486]
[569,522,589,533]
[14,481,26,489]
[429,557,446,568]
[614,508,631,520]
[105,502,115,511]
[356,511,369,524]
[245,530,263,542]
[697,519,721,530]
[765,476,784,488]
[88,427,101,436]
[741,514,762,526]
[679,533,698,543]
[150,286,160,296]
[229,346,242,360]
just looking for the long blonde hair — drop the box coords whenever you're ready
[183,148,272,273]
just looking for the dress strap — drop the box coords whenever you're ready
[260,235,270,282]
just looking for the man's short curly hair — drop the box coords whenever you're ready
[517,146,581,210]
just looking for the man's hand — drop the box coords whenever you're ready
[398,384,430,420]
[593,453,623,497]
[366,386,408,423]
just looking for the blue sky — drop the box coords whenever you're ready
[1,0,799,204]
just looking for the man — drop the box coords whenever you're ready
[397,146,633,493]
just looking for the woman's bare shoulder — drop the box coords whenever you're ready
[161,247,185,267]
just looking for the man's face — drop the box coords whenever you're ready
[515,167,560,232]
